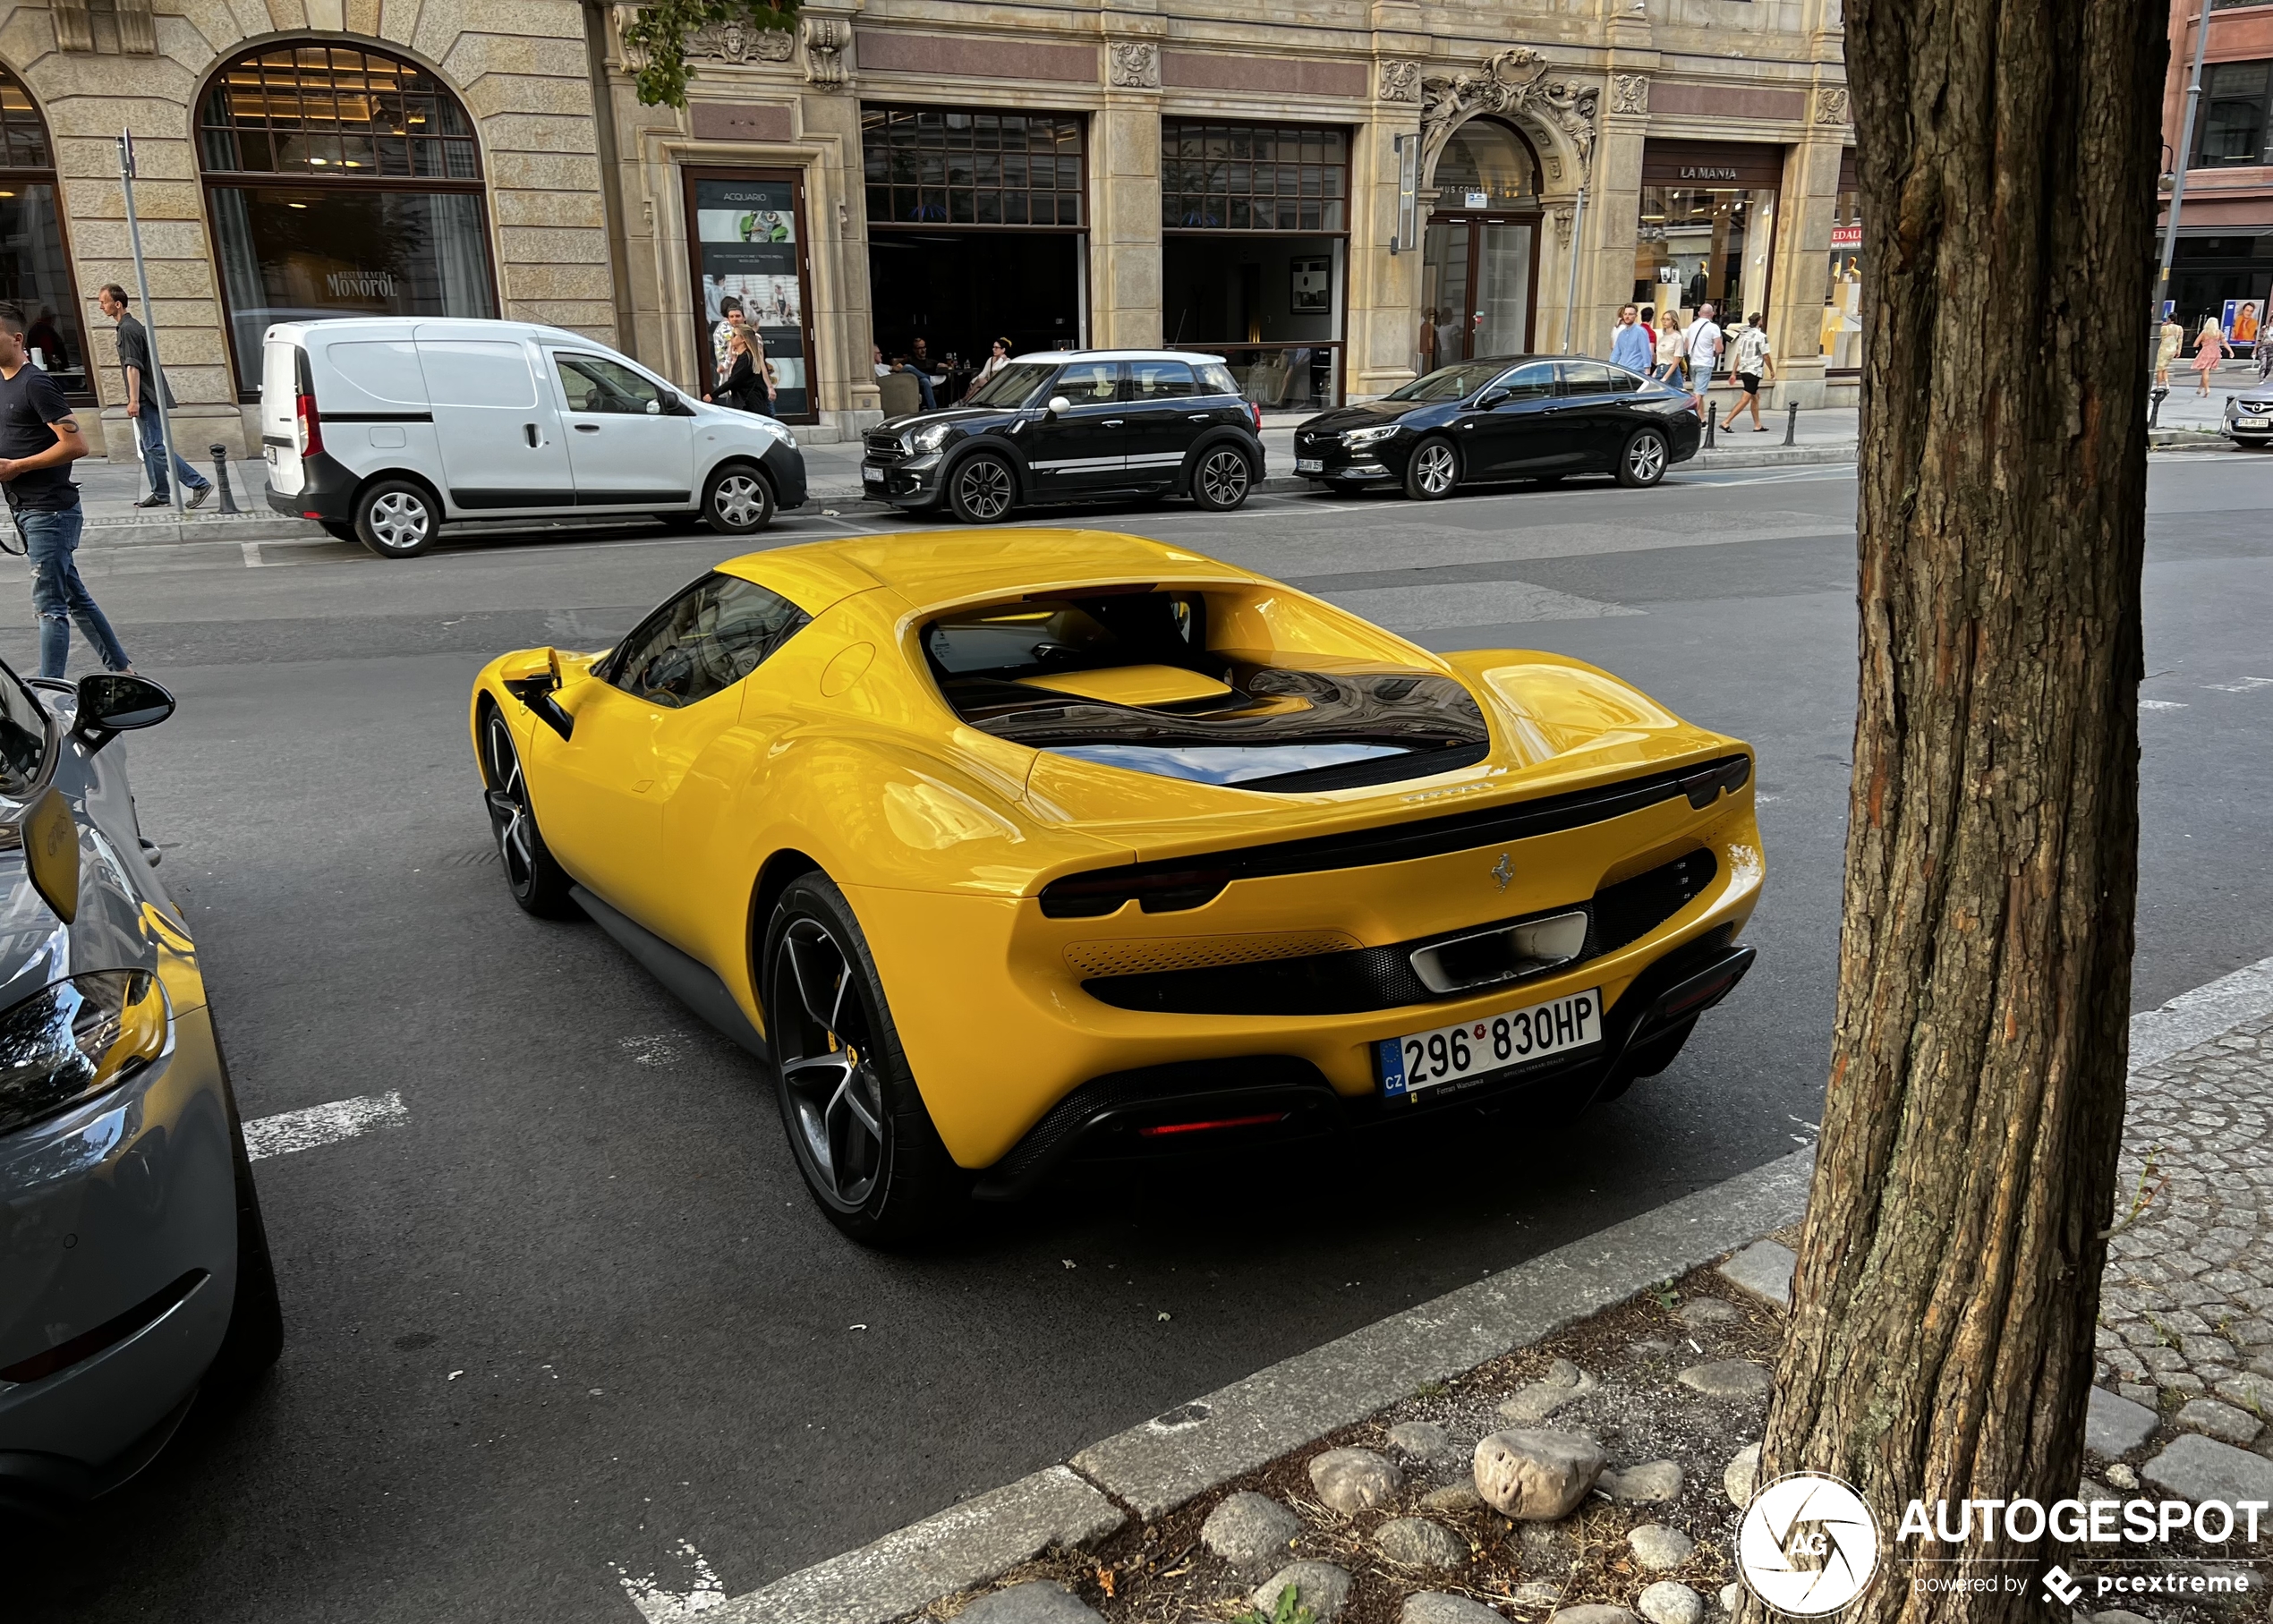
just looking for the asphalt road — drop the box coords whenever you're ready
[5,454,2269,1621]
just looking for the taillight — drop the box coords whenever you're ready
[294,392,322,457]
[1248,400,1263,431]
[1038,865,1231,918]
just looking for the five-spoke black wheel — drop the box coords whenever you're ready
[1191,446,1253,512]
[762,874,963,1244]
[948,454,1017,523]
[481,709,576,917]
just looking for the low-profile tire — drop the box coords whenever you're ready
[354,478,438,558]
[203,1097,284,1396]
[947,453,1017,523]
[701,463,775,535]
[480,707,578,919]
[763,873,966,1246]
[1403,436,1460,500]
[1617,428,1670,488]
[1190,444,1254,512]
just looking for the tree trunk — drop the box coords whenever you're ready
[1749,0,2167,1620]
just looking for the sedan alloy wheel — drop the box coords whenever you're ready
[1406,438,1460,500]
[1619,429,1669,489]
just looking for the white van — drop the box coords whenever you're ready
[260,319,806,558]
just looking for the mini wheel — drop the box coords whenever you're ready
[355,479,438,557]
[481,707,577,918]
[1191,445,1254,512]
[948,454,1017,523]
[763,873,965,1245]
[1618,429,1669,488]
[702,463,775,535]
[1404,437,1460,500]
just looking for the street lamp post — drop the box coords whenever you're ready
[2155,6,2214,325]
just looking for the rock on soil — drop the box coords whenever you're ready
[1601,1459,1683,1502]
[1501,1358,1602,1422]
[1403,1594,1509,1624]
[1200,1490,1302,1571]
[1552,1608,1641,1624]
[1678,1297,1742,1329]
[1515,1579,1566,1608]
[1423,1483,1486,1513]
[1724,1442,1761,1508]
[958,1582,1102,1624]
[1308,1447,1400,1514]
[1720,1585,1742,1614]
[1474,1428,1607,1520]
[1717,1239,1796,1305]
[1389,1420,1454,1461]
[1677,1359,1770,1399]
[1628,1524,1698,1572]
[1637,1581,1705,1624]
[1375,1516,1468,1571]
[1253,1560,1354,1623]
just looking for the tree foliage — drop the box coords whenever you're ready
[619,0,802,109]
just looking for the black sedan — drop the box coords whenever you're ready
[1292,355,1701,498]
[861,349,1265,523]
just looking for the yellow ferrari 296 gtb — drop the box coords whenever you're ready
[470,530,1763,1242]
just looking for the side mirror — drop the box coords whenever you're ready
[500,647,575,741]
[72,673,175,755]
[1045,395,1072,417]
[1476,388,1511,411]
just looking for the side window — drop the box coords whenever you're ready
[0,662,49,793]
[1196,362,1239,397]
[1056,361,1122,404]
[608,574,811,709]
[1492,362,1557,401]
[1557,361,1622,395]
[1128,361,1196,401]
[556,353,666,415]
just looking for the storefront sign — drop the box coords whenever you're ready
[1640,140,1786,190]
[1678,165,1741,182]
[1464,191,1490,208]
[1830,224,1862,249]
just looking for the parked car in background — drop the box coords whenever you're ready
[1291,356,1702,497]
[860,349,1265,522]
[261,318,806,558]
[0,663,281,1514]
[2222,387,2273,449]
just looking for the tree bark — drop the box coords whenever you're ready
[1749,0,2167,1620]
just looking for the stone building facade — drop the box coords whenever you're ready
[2156,0,2273,340]
[0,0,1857,465]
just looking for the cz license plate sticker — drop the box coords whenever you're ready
[1375,987,1603,1099]
[1294,457,1324,473]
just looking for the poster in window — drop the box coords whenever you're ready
[1290,256,1332,312]
[2222,297,2262,352]
[689,174,811,420]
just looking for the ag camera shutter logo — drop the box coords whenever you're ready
[1738,1471,1882,1615]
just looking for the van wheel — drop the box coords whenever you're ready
[702,463,775,535]
[355,480,438,557]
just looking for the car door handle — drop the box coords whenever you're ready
[524,423,541,447]
[1188,413,1213,421]
[575,422,600,432]
[1102,419,1123,428]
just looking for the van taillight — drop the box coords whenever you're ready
[294,393,322,457]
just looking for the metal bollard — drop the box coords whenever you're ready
[209,444,241,513]
[1703,406,1716,450]
[2148,387,2168,429]
[1784,400,1799,446]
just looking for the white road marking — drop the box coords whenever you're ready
[243,1091,408,1161]
[2140,699,2190,710]
[241,540,265,567]
[613,1541,728,1621]
[2202,676,2273,693]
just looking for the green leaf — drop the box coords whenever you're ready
[618,0,803,109]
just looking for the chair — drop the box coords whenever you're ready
[877,370,923,419]
[1247,354,1292,410]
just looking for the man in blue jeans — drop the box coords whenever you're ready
[98,283,210,510]
[0,302,132,679]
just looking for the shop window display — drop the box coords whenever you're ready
[0,67,90,397]
[688,173,813,420]
[1633,187,1776,321]
[1821,190,1863,370]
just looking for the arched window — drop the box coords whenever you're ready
[1432,119,1539,208]
[199,42,497,396]
[0,65,90,397]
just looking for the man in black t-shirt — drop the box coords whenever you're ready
[0,303,132,678]
[98,284,210,509]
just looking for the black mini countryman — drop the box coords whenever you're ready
[861,350,1267,522]
[1292,356,1703,499]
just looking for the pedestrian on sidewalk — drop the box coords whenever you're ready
[705,295,744,404]
[1653,308,1688,389]
[0,303,132,680]
[2155,312,2184,389]
[1609,303,1652,373]
[1721,313,1777,432]
[98,285,210,512]
[1686,302,1724,423]
[2192,316,2226,396]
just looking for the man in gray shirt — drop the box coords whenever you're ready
[98,284,210,510]
[1685,302,1723,423]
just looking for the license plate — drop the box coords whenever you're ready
[1375,986,1603,1098]
[862,466,883,483]
[2236,416,2270,429]
[1295,457,1324,473]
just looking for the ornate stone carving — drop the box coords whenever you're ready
[1108,40,1160,89]
[1421,48,1603,181]
[1378,60,1422,104]
[685,16,796,64]
[1814,84,1851,125]
[804,16,850,91]
[1610,73,1648,116]
[1551,204,1574,247]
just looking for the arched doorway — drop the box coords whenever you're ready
[1419,118,1544,367]
[0,64,90,398]
[198,42,498,397]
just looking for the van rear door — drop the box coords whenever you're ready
[413,329,574,514]
[262,337,302,496]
